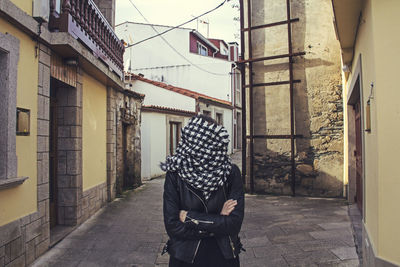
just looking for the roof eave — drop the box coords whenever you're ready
[331,0,363,66]
[191,30,219,52]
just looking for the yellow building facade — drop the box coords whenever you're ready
[333,0,400,265]
[0,16,39,227]
[0,1,142,266]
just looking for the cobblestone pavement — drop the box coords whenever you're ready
[33,176,360,267]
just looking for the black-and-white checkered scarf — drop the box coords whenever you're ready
[161,115,232,200]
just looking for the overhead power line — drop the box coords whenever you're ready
[125,0,227,48]
[126,0,229,76]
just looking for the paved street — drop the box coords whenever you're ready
[32,176,360,267]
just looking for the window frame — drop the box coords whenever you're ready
[169,121,181,155]
[197,42,208,56]
[216,112,223,125]
[0,32,28,189]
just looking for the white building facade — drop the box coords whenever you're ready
[116,22,237,101]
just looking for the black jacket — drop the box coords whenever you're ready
[163,164,244,264]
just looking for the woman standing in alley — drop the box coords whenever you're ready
[161,114,244,267]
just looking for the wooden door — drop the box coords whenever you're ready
[354,101,363,214]
[122,123,128,189]
[49,87,58,228]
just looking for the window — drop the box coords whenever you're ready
[0,32,28,188]
[235,71,241,106]
[169,122,181,155]
[203,110,211,117]
[197,42,208,56]
[55,0,61,13]
[216,113,223,125]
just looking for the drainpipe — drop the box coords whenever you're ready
[231,63,238,153]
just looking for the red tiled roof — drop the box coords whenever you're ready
[142,105,196,117]
[125,73,232,107]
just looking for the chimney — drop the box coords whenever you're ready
[228,42,239,62]
[92,0,116,29]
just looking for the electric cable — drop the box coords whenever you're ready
[124,0,227,48]
[126,0,230,76]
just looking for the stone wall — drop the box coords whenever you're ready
[54,67,83,226]
[106,87,117,200]
[107,88,142,196]
[80,182,107,223]
[247,0,344,197]
[92,0,115,28]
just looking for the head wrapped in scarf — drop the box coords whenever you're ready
[161,115,232,200]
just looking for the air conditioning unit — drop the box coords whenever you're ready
[33,0,50,23]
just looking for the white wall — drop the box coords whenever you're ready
[141,112,166,179]
[116,22,233,102]
[131,80,196,111]
[141,112,152,179]
[141,112,193,180]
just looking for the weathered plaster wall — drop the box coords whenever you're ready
[246,0,344,196]
[107,88,142,195]
[115,92,142,194]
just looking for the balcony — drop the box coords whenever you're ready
[49,0,124,78]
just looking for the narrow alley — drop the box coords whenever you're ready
[32,176,360,267]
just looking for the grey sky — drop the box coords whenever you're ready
[115,0,240,44]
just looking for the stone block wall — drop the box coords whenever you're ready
[80,183,107,223]
[247,0,344,197]
[92,0,115,28]
[106,87,117,201]
[54,68,83,226]
[0,43,51,267]
[111,89,142,195]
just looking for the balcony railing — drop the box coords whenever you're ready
[49,0,125,78]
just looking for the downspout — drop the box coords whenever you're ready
[231,63,239,153]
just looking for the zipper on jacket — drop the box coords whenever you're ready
[186,185,209,263]
[186,215,214,225]
[223,186,236,258]
[186,185,208,213]
[192,240,201,263]
[228,235,236,258]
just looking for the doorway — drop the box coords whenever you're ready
[348,73,364,216]
[122,123,129,189]
[49,83,58,228]
[354,100,363,214]
[237,111,242,149]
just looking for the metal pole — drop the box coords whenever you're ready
[286,0,296,196]
[246,0,254,194]
[239,0,246,186]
